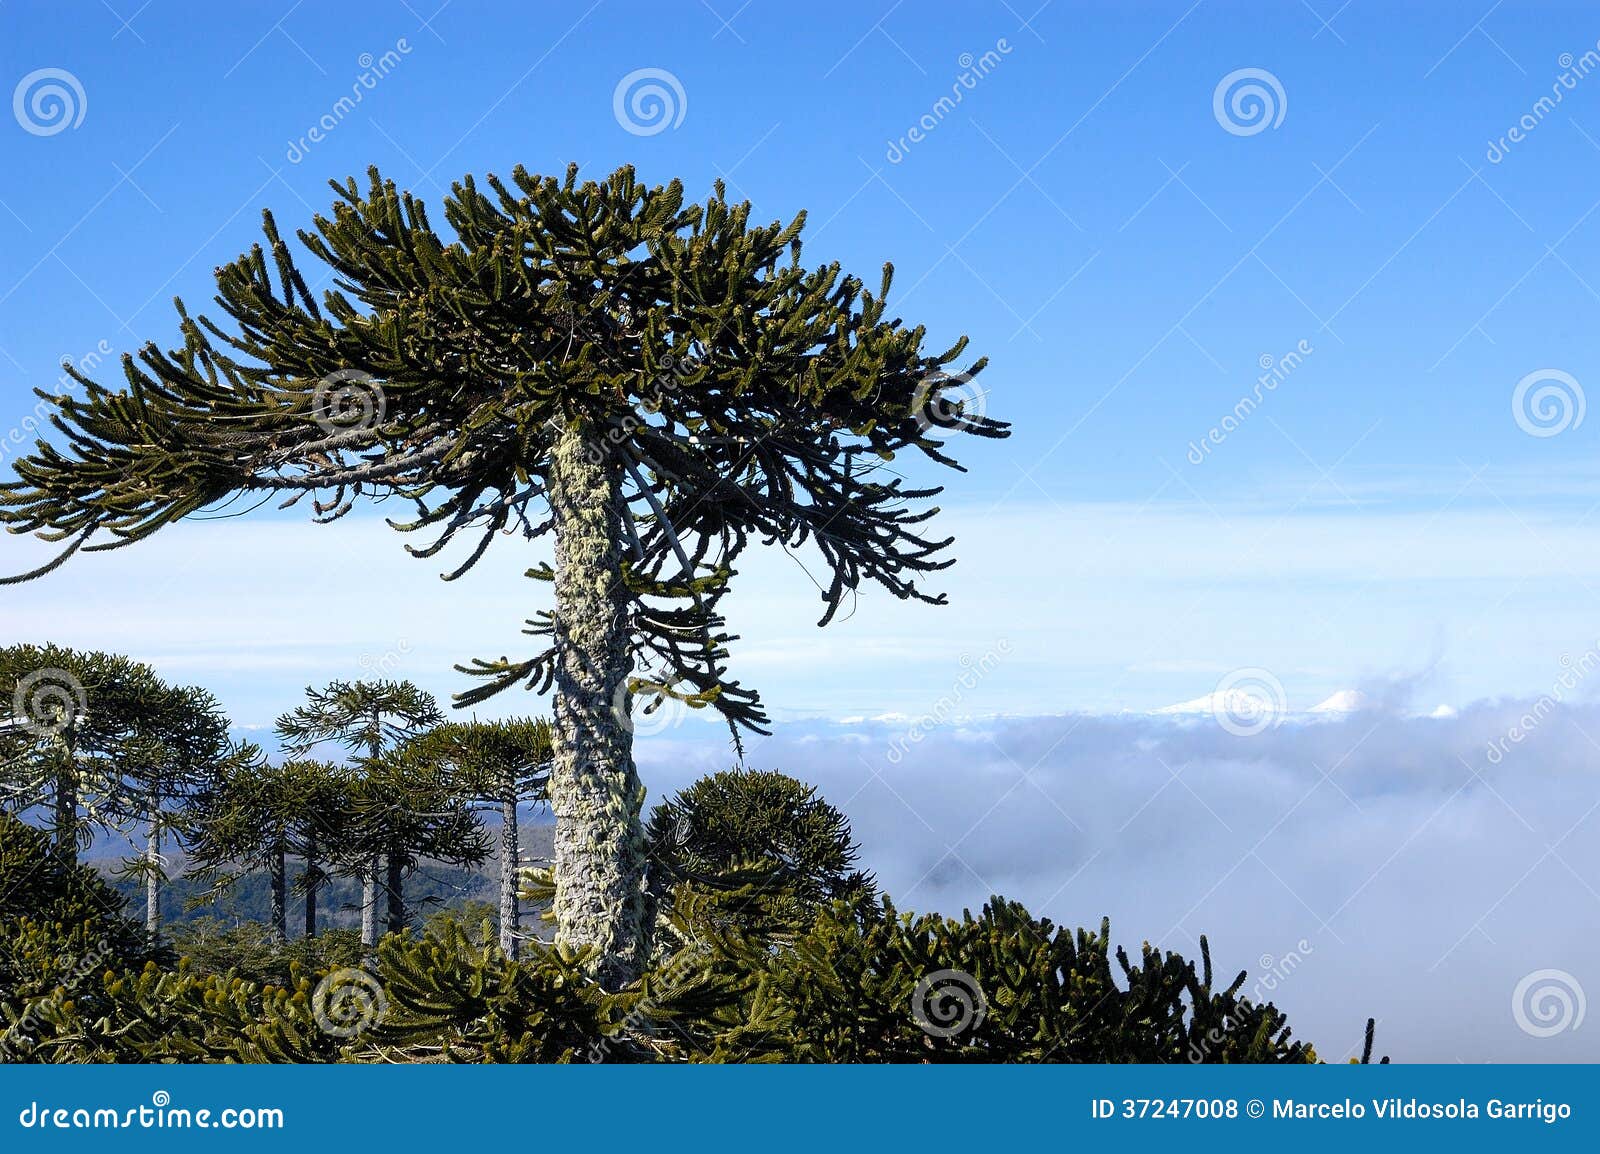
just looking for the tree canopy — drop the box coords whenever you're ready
[0,163,1007,736]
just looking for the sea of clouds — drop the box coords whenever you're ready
[637,698,1600,1063]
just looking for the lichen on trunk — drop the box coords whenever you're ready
[145,788,161,944]
[545,420,649,989]
[500,791,520,959]
[360,857,378,948]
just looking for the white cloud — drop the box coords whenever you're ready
[638,700,1600,1063]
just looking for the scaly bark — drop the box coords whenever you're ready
[303,828,318,938]
[145,786,161,944]
[360,857,378,947]
[546,422,648,988]
[500,789,519,958]
[268,846,287,943]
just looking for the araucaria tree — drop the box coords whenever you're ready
[407,718,551,957]
[0,164,1007,987]
[0,645,242,944]
[276,681,441,946]
[186,759,319,943]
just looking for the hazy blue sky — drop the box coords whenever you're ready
[6,1,1600,720]
[4,1,1600,1060]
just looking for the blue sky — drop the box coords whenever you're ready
[6,0,1600,1061]
[6,1,1600,720]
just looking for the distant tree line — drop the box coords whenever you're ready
[1,645,550,958]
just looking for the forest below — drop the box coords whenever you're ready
[0,645,1385,1064]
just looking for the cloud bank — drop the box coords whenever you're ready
[638,698,1600,1063]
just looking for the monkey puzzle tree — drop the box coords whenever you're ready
[0,645,240,945]
[185,757,354,941]
[0,164,1006,986]
[348,752,489,936]
[185,759,324,943]
[287,760,353,939]
[646,769,874,907]
[275,680,442,946]
[405,717,552,957]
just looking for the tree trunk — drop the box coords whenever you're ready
[268,846,287,943]
[500,789,519,958]
[360,857,378,947]
[145,787,162,944]
[52,764,76,861]
[545,422,649,988]
[385,850,405,935]
[303,829,318,939]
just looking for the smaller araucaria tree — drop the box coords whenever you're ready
[646,769,874,916]
[276,680,442,945]
[405,718,551,956]
[347,753,488,936]
[0,644,244,946]
[185,759,333,943]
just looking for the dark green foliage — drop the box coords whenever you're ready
[401,720,552,956]
[364,920,626,1063]
[2,767,1383,1065]
[276,681,443,760]
[406,718,552,805]
[274,680,466,937]
[14,960,351,1063]
[348,754,490,932]
[184,759,350,940]
[646,769,874,906]
[166,918,364,986]
[0,813,157,1059]
[0,165,1006,737]
[8,876,1380,1064]
[0,644,245,859]
[657,895,1332,1063]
